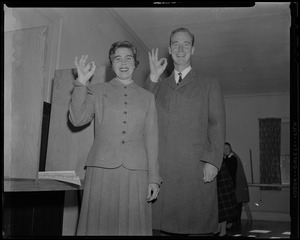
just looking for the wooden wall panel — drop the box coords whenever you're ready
[4,27,47,179]
[46,67,105,180]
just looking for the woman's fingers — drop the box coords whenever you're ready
[76,55,95,72]
[75,56,80,68]
[89,62,96,74]
[79,55,87,67]
[147,184,160,203]
[74,55,96,85]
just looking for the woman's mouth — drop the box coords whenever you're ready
[120,67,129,72]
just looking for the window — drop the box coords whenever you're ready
[280,121,290,185]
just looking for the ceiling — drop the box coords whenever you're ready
[113,3,291,96]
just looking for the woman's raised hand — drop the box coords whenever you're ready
[148,48,168,83]
[75,55,96,85]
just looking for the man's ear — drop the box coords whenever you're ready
[191,46,195,55]
[168,46,172,55]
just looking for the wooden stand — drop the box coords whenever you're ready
[3,178,83,237]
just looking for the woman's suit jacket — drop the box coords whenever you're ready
[69,78,161,185]
[145,69,226,234]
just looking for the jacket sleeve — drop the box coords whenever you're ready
[202,78,226,170]
[144,94,162,185]
[143,75,161,98]
[68,79,95,127]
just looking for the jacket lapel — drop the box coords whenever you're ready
[166,71,177,90]
[164,69,197,99]
[177,69,196,89]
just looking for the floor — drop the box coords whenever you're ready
[153,219,291,238]
[226,219,291,238]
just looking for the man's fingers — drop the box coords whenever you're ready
[90,62,96,72]
[159,58,168,67]
[155,48,158,60]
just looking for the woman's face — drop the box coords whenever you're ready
[224,144,231,156]
[112,47,135,81]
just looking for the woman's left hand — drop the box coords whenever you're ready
[147,183,160,203]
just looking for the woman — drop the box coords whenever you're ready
[224,142,250,226]
[69,41,161,235]
[216,143,239,236]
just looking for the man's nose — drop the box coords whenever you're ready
[178,45,184,52]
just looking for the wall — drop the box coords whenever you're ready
[4,6,62,103]
[224,93,290,221]
[55,8,150,86]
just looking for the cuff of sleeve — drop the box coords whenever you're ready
[73,79,94,93]
[73,78,86,86]
[148,175,163,186]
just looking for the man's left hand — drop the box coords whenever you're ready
[203,163,218,183]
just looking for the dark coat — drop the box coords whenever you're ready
[145,69,226,234]
[233,153,250,203]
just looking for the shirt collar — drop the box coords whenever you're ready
[174,66,192,81]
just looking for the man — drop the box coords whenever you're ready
[144,27,226,235]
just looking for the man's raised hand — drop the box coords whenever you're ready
[148,48,168,83]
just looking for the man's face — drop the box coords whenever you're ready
[168,31,195,69]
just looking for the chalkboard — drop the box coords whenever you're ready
[4,26,48,179]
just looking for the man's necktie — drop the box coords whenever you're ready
[177,72,182,85]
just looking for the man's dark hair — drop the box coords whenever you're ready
[169,27,195,46]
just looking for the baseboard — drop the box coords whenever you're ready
[241,210,290,222]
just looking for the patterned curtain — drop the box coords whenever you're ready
[259,118,281,190]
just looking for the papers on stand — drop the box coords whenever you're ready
[38,171,81,186]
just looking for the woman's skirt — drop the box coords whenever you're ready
[76,166,152,236]
[217,163,239,223]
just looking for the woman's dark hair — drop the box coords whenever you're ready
[108,41,139,68]
[169,27,195,47]
[225,142,232,151]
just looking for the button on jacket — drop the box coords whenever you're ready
[69,78,161,185]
